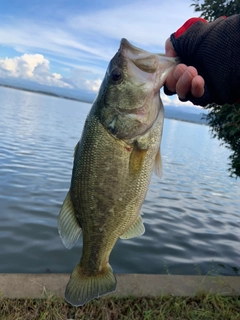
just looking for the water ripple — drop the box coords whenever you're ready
[0,87,240,276]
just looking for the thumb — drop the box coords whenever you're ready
[165,38,177,57]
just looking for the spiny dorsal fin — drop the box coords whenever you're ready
[120,214,145,239]
[58,191,82,249]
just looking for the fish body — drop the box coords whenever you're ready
[58,39,178,306]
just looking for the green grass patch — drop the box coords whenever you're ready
[1,293,240,320]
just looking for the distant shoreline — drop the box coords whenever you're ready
[164,116,207,125]
[0,83,207,125]
[0,83,92,105]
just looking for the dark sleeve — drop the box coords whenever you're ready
[165,15,240,106]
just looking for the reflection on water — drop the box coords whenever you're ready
[0,86,240,276]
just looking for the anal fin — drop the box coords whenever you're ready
[120,214,145,239]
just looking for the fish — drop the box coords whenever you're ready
[58,38,178,307]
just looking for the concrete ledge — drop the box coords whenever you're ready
[0,274,240,299]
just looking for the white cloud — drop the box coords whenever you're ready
[161,90,206,112]
[0,54,71,88]
[161,92,193,107]
[0,0,196,64]
[52,73,62,80]
[86,79,102,92]
[0,51,204,109]
[0,0,200,106]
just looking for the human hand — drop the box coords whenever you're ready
[164,38,205,101]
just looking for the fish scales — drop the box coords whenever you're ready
[72,113,160,249]
[58,38,178,306]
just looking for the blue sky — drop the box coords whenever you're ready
[0,0,201,108]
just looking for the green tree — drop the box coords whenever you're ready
[191,0,240,177]
[192,0,240,21]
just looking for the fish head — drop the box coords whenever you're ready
[95,38,178,140]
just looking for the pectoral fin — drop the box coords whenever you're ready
[129,143,148,175]
[120,214,145,239]
[153,149,162,178]
[58,191,82,249]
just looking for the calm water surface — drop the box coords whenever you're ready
[0,86,240,276]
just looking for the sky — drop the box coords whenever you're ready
[0,0,202,109]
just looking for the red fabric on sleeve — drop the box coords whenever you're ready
[174,17,207,38]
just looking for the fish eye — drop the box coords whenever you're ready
[110,68,123,83]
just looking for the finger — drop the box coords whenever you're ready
[176,67,198,99]
[165,64,187,93]
[165,38,177,57]
[191,75,205,98]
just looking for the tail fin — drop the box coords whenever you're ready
[65,263,117,306]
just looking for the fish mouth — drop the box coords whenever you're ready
[120,38,159,74]
[119,38,179,89]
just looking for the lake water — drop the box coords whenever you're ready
[0,86,240,276]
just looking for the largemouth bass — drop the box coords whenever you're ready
[58,38,178,306]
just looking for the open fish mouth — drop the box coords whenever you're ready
[120,38,162,74]
[120,38,179,89]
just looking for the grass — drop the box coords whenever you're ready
[1,293,240,320]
